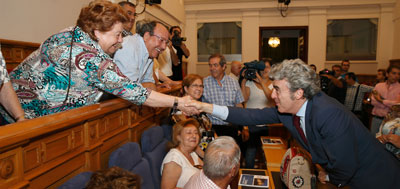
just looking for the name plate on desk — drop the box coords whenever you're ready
[239,169,271,189]
[261,136,287,149]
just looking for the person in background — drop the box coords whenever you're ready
[86,166,141,189]
[229,61,242,81]
[340,59,350,79]
[202,53,245,144]
[170,26,190,81]
[376,104,400,160]
[114,20,169,90]
[184,136,240,189]
[118,1,136,36]
[376,69,387,84]
[370,65,400,135]
[343,72,373,122]
[157,33,179,80]
[189,59,400,188]
[322,65,346,104]
[161,119,203,189]
[309,64,317,72]
[240,58,275,168]
[0,50,25,124]
[1,0,197,120]
[171,74,214,153]
[152,58,181,90]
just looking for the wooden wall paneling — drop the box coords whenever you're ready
[0,39,40,71]
[41,129,72,163]
[0,84,181,188]
[22,141,41,173]
[27,153,86,188]
[99,130,130,170]
[0,148,23,188]
[86,148,101,171]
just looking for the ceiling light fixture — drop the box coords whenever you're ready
[268,37,280,48]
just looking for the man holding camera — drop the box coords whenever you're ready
[320,65,347,104]
[170,26,190,81]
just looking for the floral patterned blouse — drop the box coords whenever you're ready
[0,50,10,86]
[6,26,149,119]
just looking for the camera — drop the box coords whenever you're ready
[240,60,266,80]
[319,69,334,92]
[171,30,187,46]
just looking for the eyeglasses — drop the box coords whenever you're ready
[190,84,204,88]
[152,34,170,46]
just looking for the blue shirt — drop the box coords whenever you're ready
[202,74,244,125]
[114,34,154,83]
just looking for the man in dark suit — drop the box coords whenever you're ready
[189,59,400,188]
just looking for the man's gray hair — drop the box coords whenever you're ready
[136,19,166,37]
[203,136,241,180]
[269,59,320,99]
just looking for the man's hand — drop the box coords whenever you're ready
[372,90,384,103]
[318,170,328,184]
[381,134,400,148]
[177,96,199,116]
[241,126,249,142]
[156,83,171,90]
[185,100,214,114]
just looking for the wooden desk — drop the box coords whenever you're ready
[238,169,272,189]
[263,148,287,169]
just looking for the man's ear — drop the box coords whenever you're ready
[229,163,240,178]
[143,31,151,42]
[295,88,305,100]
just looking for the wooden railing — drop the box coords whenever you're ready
[0,86,180,188]
[0,39,40,71]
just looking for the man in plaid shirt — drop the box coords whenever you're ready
[202,54,245,142]
[343,72,373,126]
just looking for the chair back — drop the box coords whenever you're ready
[109,142,154,189]
[161,124,173,141]
[141,126,169,189]
[58,171,92,189]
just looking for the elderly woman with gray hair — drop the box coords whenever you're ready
[189,59,400,188]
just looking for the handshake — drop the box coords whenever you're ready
[177,96,213,116]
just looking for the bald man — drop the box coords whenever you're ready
[229,61,242,81]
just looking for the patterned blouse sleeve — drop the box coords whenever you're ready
[93,58,150,105]
[0,51,10,86]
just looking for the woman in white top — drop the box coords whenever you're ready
[240,59,275,168]
[241,59,275,109]
[161,119,203,188]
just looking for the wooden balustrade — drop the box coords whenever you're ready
[0,86,180,188]
[0,39,40,71]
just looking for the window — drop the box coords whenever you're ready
[197,22,242,62]
[326,19,377,61]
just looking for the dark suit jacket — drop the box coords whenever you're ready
[226,92,400,188]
